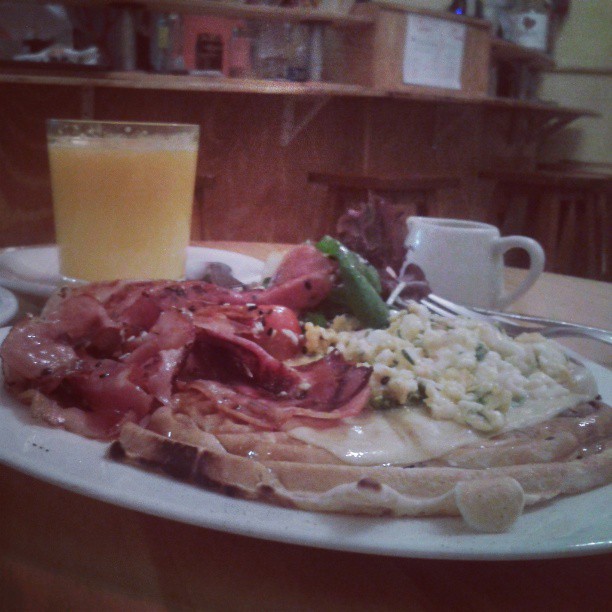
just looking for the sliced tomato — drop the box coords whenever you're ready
[253,305,303,360]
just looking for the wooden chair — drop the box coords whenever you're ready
[480,169,611,281]
[307,171,460,223]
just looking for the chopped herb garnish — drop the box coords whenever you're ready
[475,343,488,361]
[401,349,415,365]
[303,312,328,327]
[370,396,394,410]
[475,391,492,405]
[416,381,427,400]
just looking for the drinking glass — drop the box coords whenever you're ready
[47,119,199,282]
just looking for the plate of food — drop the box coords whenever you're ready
[0,240,610,561]
[0,244,264,297]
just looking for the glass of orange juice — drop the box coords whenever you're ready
[46,119,199,282]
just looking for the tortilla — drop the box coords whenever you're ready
[112,398,612,533]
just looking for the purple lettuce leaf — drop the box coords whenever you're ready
[335,193,430,302]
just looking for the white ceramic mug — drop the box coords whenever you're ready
[404,217,545,309]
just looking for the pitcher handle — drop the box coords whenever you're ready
[493,236,545,309]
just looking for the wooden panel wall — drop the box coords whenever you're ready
[0,83,538,248]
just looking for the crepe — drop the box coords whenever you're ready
[111,398,612,533]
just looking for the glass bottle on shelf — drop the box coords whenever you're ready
[150,12,184,73]
[482,1,514,38]
[229,22,253,78]
[251,22,290,80]
[195,33,223,73]
[286,24,309,82]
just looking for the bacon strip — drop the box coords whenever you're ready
[44,243,336,318]
[0,245,366,439]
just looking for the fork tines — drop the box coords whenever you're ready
[421,294,490,321]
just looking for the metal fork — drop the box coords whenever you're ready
[407,293,612,345]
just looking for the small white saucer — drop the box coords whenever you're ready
[0,286,18,326]
[0,245,264,298]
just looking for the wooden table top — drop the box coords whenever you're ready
[1,241,610,610]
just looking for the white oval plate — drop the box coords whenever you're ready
[0,245,264,297]
[0,286,18,326]
[0,325,610,560]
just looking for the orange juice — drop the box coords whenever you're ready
[47,121,199,282]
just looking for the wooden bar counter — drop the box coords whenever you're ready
[1,241,610,611]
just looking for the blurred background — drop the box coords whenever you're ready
[0,1,609,279]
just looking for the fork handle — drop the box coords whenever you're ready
[540,325,612,346]
[471,306,612,345]
[474,307,612,335]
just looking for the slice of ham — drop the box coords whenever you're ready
[124,309,195,404]
[45,243,336,319]
[185,353,372,431]
[0,245,367,439]
[64,359,153,420]
[1,294,121,392]
[27,390,136,439]
[180,315,372,430]
[262,244,337,310]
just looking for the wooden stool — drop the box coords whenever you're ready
[307,172,460,223]
[479,170,611,281]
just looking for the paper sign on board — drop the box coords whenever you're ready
[403,14,466,90]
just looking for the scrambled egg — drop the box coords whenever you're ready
[304,301,575,433]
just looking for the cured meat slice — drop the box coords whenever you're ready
[43,244,336,319]
[26,390,136,439]
[0,245,366,439]
[124,309,195,404]
[1,294,121,392]
[261,244,337,310]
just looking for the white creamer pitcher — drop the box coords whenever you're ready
[404,217,545,309]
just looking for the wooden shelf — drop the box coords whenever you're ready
[0,67,596,119]
[0,68,377,97]
[491,38,555,70]
[371,0,490,30]
[24,0,374,27]
[2,2,593,122]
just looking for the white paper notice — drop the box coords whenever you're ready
[403,14,466,90]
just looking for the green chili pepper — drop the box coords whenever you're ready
[316,236,389,328]
[303,312,329,327]
[340,246,382,294]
